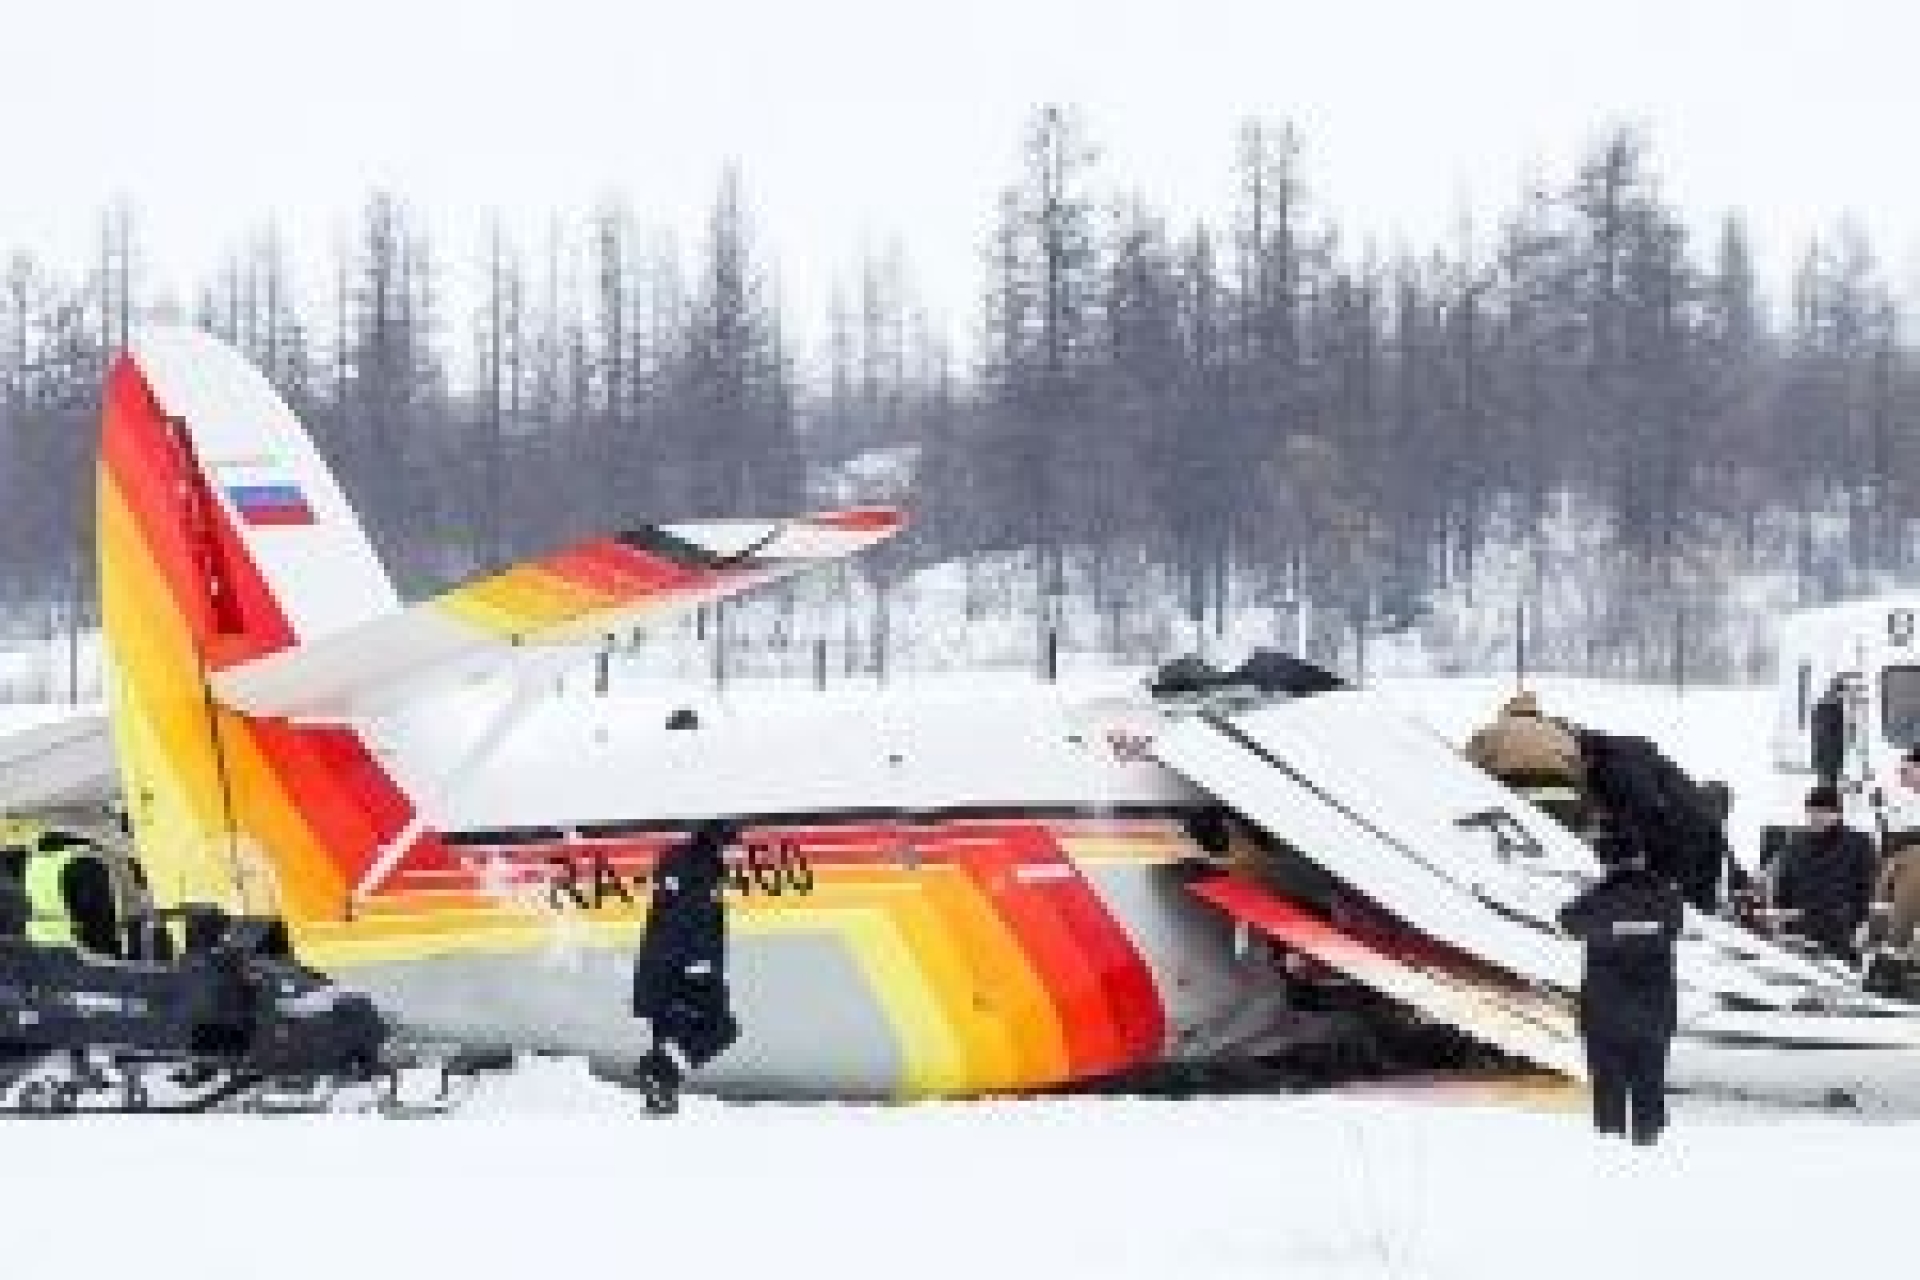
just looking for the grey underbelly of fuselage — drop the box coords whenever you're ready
[344,930,905,1099]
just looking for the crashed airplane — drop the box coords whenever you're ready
[3,327,1920,1112]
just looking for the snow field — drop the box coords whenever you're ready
[0,673,1891,1279]
[5,1056,1902,1280]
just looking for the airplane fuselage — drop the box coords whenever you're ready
[292,682,1294,1097]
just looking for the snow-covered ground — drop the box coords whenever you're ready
[2,672,1892,1279]
[6,1056,1904,1280]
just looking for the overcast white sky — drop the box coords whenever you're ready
[13,0,1919,361]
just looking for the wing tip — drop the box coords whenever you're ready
[809,505,906,535]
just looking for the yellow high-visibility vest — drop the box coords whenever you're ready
[24,846,78,947]
[0,815,48,850]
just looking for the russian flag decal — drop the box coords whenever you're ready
[226,482,315,527]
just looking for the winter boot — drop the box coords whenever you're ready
[638,1047,683,1116]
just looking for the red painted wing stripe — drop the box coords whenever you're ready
[809,507,903,533]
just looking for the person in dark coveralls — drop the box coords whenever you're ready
[1691,780,1754,913]
[631,818,742,1114]
[1557,832,1685,1146]
[1867,747,1920,992]
[1771,785,1877,966]
[0,864,26,939]
[1809,681,1848,790]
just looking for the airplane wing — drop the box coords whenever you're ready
[0,707,119,812]
[210,506,904,721]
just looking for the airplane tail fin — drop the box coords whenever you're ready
[98,329,413,923]
[99,328,905,933]
[109,329,400,662]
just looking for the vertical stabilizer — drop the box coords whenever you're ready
[122,328,398,649]
[97,329,427,922]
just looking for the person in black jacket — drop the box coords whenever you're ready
[631,818,742,1114]
[1557,833,1686,1146]
[1692,780,1754,912]
[0,866,26,939]
[1809,682,1847,790]
[1580,731,1734,912]
[1771,786,1876,966]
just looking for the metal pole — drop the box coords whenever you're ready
[67,535,81,705]
[1515,597,1527,691]
[1673,601,1685,696]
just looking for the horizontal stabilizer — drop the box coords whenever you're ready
[211,507,903,720]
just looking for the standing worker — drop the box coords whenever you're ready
[20,832,118,955]
[1,816,45,902]
[1464,690,1588,829]
[0,862,26,940]
[1685,779,1752,914]
[1809,680,1848,791]
[1868,746,1920,993]
[1557,832,1686,1147]
[630,818,742,1114]
[0,817,35,941]
[1770,786,1876,967]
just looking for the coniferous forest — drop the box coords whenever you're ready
[1,110,1913,687]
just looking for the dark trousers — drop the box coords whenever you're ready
[1805,926,1859,969]
[1584,1031,1671,1143]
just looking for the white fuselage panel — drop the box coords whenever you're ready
[374,683,1197,831]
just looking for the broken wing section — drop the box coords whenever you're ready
[1187,869,1583,1075]
[1157,690,1920,1096]
[1154,702,1585,994]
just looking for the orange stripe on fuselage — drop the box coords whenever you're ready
[345,820,1162,1087]
[936,831,1123,1078]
